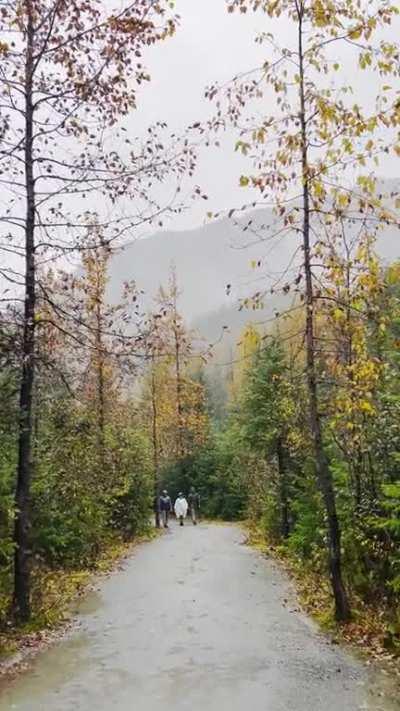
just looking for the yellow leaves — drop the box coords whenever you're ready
[337,192,350,208]
[235,140,251,155]
[365,15,377,37]
[357,175,376,195]
[252,128,266,144]
[389,97,400,128]
[378,207,393,222]
[317,98,336,124]
[265,0,280,18]
[348,26,362,41]
[331,371,378,436]
[321,228,385,442]
[240,175,250,187]
[359,400,375,415]
[312,180,326,202]
[273,80,285,93]
[386,262,400,285]
[312,0,334,28]
[359,52,372,70]
[333,308,345,322]
[358,269,378,293]
[342,138,353,155]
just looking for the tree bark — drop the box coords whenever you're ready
[296,0,350,622]
[14,1,36,622]
[95,290,106,457]
[174,327,184,458]
[172,293,185,459]
[151,350,160,528]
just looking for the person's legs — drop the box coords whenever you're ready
[179,516,184,526]
[161,510,168,528]
[191,506,197,525]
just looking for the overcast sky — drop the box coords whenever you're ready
[125,0,399,232]
[127,0,268,230]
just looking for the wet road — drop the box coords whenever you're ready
[0,523,398,710]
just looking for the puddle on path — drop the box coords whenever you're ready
[0,632,91,710]
[0,588,104,710]
[70,589,103,616]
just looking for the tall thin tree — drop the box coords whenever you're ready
[0,0,195,621]
[209,0,398,620]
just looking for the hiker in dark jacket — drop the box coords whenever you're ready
[159,490,172,528]
[188,487,200,526]
[153,494,161,528]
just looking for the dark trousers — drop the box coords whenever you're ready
[161,510,169,527]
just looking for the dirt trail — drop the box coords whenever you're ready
[0,523,398,710]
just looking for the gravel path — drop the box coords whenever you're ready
[0,523,397,710]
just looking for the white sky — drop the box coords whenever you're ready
[125,0,267,230]
[126,0,399,232]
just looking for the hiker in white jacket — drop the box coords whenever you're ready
[174,493,188,526]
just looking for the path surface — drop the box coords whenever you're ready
[0,524,397,710]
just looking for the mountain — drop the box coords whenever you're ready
[108,189,400,341]
[108,210,287,316]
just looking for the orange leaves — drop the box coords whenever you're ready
[108,16,152,36]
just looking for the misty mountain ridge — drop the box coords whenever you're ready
[109,182,400,341]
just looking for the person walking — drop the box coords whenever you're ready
[153,493,161,528]
[159,490,172,528]
[174,493,188,526]
[188,487,200,526]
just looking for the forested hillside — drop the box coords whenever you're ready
[108,195,400,334]
[0,0,399,673]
